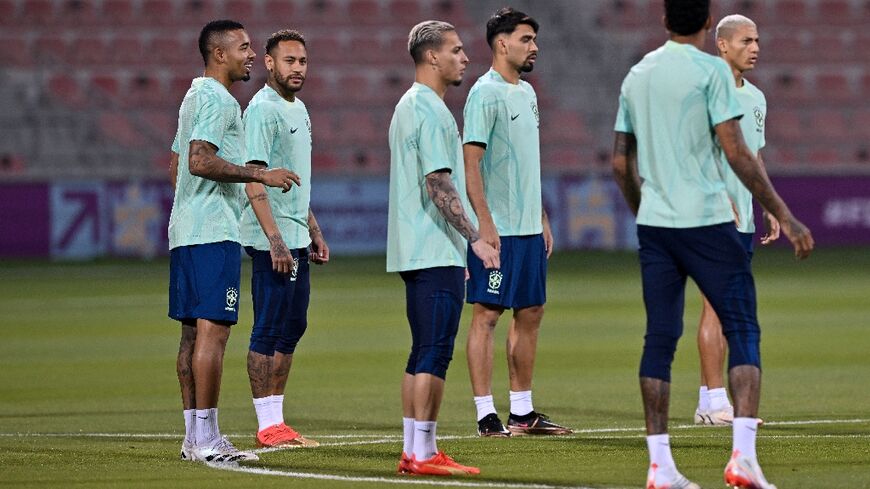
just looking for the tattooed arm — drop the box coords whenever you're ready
[425,170,499,269]
[714,120,812,259]
[244,162,295,274]
[188,140,301,191]
[308,209,329,264]
[611,131,641,216]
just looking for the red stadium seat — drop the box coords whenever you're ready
[150,37,188,67]
[348,0,382,23]
[541,110,590,145]
[179,0,216,25]
[141,0,174,23]
[140,111,176,143]
[262,0,295,21]
[815,72,854,104]
[805,148,843,165]
[773,0,810,25]
[765,109,802,143]
[764,33,806,63]
[126,74,165,108]
[851,110,870,139]
[2,37,32,67]
[59,0,98,25]
[224,0,256,22]
[309,112,336,144]
[47,73,86,108]
[32,35,68,65]
[388,0,421,24]
[101,0,134,24]
[809,109,849,142]
[99,111,146,147]
[91,73,123,104]
[335,110,380,144]
[69,35,109,66]
[0,0,17,25]
[21,0,55,25]
[817,0,857,24]
[305,0,342,25]
[108,36,145,65]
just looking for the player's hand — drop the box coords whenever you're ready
[479,221,500,252]
[309,235,330,265]
[731,200,741,228]
[760,211,781,245]
[261,168,301,193]
[779,215,814,260]
[471,239,500,270]
[543,218,554,259]
[268,234,296,274]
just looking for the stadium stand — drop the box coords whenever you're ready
[0,0,866,179]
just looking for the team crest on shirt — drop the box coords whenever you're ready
[487,270,503,295]
[305,117,312,137]
[530,101,540,126]
[225,287,238,311]
[753,106,764,132]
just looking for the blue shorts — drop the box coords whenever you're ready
[169,241,241,325]
[246,247,311,355]
[638,223,760,380]
[739,231,754,259]
[399,266,465,379]
[466,234,547,309]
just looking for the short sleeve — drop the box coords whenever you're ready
[614,93,634,133]
[189,91,228,151]
[244,103,279,166]
[417,111,453,176]
[707,60,744,127]
[462,87,498,146]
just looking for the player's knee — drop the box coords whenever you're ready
[517,305,544,323]
[274,322,307,355]
[639,333,680,381]
[414,343,455,380]
[249,334,278,356]
[725,330,761,369]
[405,346,420,376]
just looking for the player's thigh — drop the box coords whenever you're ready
[637,225,687,337]
[411,267,465,346]
[170,241,241,325]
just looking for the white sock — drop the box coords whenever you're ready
[195,408,220,445]
[697,386,710,412]
[402,417,415,455]
[271,394,285,425]
[253,397,272,432]
[509,390,534,417]
[646,434,679,482]
[412,420,437,461]
[473,395,497,421]
[708,387,731,411]
[733,417,759,461]
[183,409,196,444]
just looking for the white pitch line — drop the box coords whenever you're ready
[206,462,625,489]
[1,418,867,441]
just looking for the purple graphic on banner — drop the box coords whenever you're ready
[0,183,50,257]
[759,176,870,246]
[50,182,107,259]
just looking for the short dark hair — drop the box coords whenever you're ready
[198,19,245,65]
[265,29,306,56]
[664,0,710,36]
[485,7,539,48]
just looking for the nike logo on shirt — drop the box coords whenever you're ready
[510,113,520,121]
[290,127,299,134]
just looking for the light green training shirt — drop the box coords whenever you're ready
[463,68,543,236]
[718,78,766,233]
[168,77,246,249]
[614,41,744,228]
[387,83,469,272]
[240,85,313,251]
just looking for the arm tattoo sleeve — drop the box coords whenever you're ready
[425,171,480,243]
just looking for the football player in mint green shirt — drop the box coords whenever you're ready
[238,29,328,450]
[693,14,784,429]
[387,20,498,476]
[462,7,570,439]
[167,20,300,465]
[611,2,812,488]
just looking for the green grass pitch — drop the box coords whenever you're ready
[1,248,868,488]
